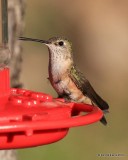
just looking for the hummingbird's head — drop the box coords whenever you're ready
[45,37,73,60]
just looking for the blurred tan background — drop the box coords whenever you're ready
[19,0,128,159]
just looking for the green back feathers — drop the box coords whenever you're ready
[70,65,85,89]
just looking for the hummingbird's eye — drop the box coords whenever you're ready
[58,41,64,46]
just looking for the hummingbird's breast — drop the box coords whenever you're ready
[48,54,71,83]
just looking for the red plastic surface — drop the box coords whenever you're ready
[0,68,10,108]
[0,68,103,149]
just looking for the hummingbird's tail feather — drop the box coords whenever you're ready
[100,115,107,125]
[83,80,109,111]
[91,93,109,111]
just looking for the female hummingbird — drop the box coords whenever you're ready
[19,36,109,125]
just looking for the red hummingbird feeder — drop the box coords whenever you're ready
[0,68,103,149]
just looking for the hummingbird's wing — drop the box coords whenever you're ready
[69,66,109,111]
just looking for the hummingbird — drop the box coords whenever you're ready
[19,36,109,125]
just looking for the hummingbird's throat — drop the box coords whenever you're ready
[49,51,72,83]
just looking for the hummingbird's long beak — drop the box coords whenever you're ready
[19,37,49,44]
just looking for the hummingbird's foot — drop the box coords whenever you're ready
[58,90,72,103]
